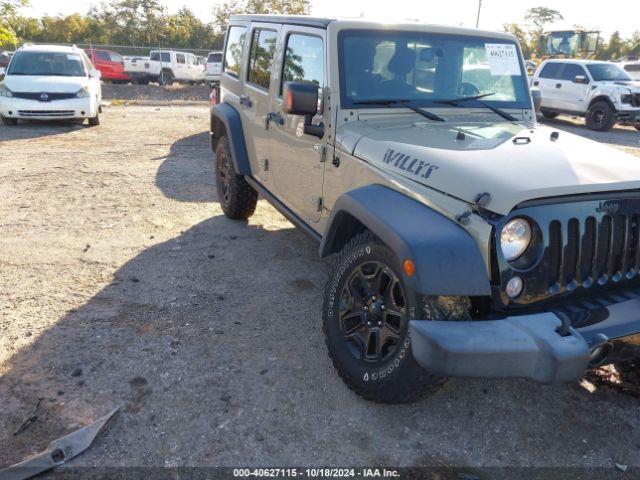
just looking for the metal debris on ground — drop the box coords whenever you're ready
[0,407,119,480]
[13,399,42,436]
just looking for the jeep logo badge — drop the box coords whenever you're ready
[596,201,620,214]
[40,93,49,102]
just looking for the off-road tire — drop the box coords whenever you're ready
[215,136,257,220]
[323,231,462,403]
[159,69,174,86]
[541,110,559,119]
[586,101,616,131]
[1,115,18,126]
[88,114,100,126]
[635,124,640,132]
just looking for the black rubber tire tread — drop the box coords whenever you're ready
[1,115,18,126]
[586,101,616,131]
[215,136,258,220]
[323,231,448,404]
[88,114,100,126]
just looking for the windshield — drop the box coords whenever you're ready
[586,63,632,81]
[339,30,530,109]
[7,51,86,76]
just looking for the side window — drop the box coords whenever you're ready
[539,62,563,79]
[561,64,586,80]
[281,33,324,94]
[247,28,278,89]
[96,51,110,62]
[177,53,186,64]
[161,52,171,63]
[109,52,123,63]
[224,26,247,78]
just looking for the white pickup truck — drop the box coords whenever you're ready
[124,50,205,85]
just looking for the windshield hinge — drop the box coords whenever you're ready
[314,144,327,162]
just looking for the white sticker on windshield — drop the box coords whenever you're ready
[67,54,79,60]
[485,44,520,76]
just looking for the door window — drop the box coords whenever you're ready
[109,52,124,63]
[539,62,564,79]
[247,28,278,89]
[177,53,186,64]
[224,26,247,77]
[281,33,324,94]
[561,64,586,81]
[208,53,223,63]
[96,51,110,62]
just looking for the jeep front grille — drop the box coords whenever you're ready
[495,194,640,309]
[547,213,640,292]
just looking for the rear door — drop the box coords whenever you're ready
[267,26,327,223]
[241,23,281,185]
[534,62,564,109]
[175,53,188,80]
[556,63,590,113]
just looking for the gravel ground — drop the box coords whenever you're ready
[1,107,640,476]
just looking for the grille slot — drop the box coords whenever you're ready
[17,110,75,117]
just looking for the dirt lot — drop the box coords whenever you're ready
[1,107,640,477]
[102,83,210,103]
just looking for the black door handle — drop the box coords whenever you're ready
[555,83,562,88]
[332,156,340,167]
[239,95,252,107]
[266,112,284,126]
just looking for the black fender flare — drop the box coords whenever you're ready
[319,185,491,296]
[210,102,251,175]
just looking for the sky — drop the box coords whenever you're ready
[18,0,640,38]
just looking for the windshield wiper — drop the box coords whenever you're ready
[434,93,517,122]
[353,99,445,122]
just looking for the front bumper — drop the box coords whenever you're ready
[617,109,640,123]
[410,296,640,383]
[0,96,97,120]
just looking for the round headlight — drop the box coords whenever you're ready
[500,218,532,261]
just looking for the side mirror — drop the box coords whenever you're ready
[282,82,323,138]
[574,74,589,84]
[531,88,542,113]
[89,69,101,79]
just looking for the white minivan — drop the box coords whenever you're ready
[0,44,102,126]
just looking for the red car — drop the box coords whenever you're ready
[84,48,130,83]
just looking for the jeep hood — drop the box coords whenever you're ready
[340,119,640,215]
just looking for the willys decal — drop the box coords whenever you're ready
[382,149,439,179]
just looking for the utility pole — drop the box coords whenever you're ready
[475,0,482,28]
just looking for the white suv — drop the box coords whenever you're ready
[0,44,102,126]
[532,59,640,131]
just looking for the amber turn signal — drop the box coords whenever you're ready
[403,259,416,277]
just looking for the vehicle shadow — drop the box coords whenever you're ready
[155,131,214,202]
[0,119,90,141]
[2,213,640,469]
[539,115,640,149]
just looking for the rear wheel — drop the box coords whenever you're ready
[1,115,17,126]
[586,101,616,131]
[214,136,257,219]
[323,231,459,403]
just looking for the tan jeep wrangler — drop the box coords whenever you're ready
[210,15,640,403]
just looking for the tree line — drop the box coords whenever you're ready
[1,0,310,52]
[504,6,640,60]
